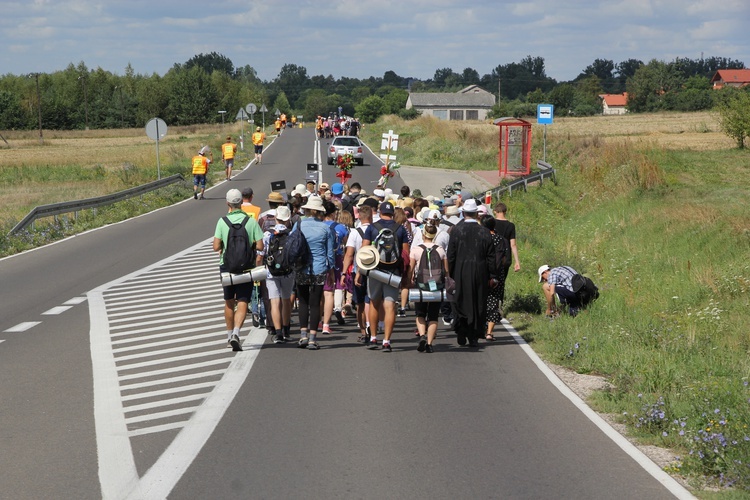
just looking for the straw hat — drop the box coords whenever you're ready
[301,196,326,212]
[355,246,380,271]
[445,205,459,217]
[266,191,284,203]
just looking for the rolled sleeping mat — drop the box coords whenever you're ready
[361,268,402,288]
[408,288,450,303]
[220,266,267,287]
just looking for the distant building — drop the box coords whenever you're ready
[599,93,628,115]
[710,69,750,89]
[405,85,496,121]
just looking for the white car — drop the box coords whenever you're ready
[326,136,365,166]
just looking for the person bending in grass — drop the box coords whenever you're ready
[538,264,581,317]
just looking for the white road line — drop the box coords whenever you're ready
[112,332,220,353]
[112,325,225,345]
[108,305,219,325]
[105,289,212,311]
[122,393,208,414]
[127,421,185,438]
[120,369,225,391]
[125,406,196,424]
[42,306,73,315]
[502,319,695,500]
[63,296,88,305]
[108,301,222,320]
[113,339,225,362]
[115,350,227,372]
[109,316,219,336]
[117,358,231,382]
[4,321,41,333]
[121,381,219,402]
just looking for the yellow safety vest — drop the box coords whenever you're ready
[222,143,235,159]
[192,155,208,175]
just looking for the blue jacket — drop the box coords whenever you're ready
[299,217,335,275]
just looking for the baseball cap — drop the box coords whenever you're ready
[226,189,242,204]
[538,265,550,282]
[379,202,395,215]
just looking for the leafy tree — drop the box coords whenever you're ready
[715,88,750,149]
[0,90,25,129]
[433,67,454,87]
[134,73,169,126]
[275,64,309,108]
[626,59,683,112]
[351,86,371,105]
[272,91,291,117]
[382,89,409,114]
[461,67,480,85]
[355,95,386,123]
[383,70,406,88]
[185,52,234,76]
[579,58,614,81]
[548,83,576,113]
[165,66,218,125]
[301,89,329,119]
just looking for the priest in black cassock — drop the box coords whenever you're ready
[446,199,499,347]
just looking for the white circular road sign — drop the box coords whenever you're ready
[145,118,168,141]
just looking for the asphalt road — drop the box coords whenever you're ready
[0,127,690,499]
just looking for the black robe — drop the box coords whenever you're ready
[447,219,498,339]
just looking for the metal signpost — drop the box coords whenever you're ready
[260,104,268,130]
[537,104,554,162]
[145,117,168,180]
[236,108,248,149]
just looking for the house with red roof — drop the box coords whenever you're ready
[599,93,628,115]
[710,69,750,90]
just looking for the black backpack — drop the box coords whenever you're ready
[371,221,400,266]
[571,274,600,307]
[222,215,256,274]
[416,244,444,291]
[284,220,312,272]
[494,231,511,268]
[265,229,293,277]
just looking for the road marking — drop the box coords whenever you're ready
[89,238,267,499]
[42,305,73,315]
[502,319,695,500]
[4,321,41,333]
[63,296,88,305]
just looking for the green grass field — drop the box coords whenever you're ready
[3,114,750,494]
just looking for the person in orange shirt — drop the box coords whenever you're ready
[191,146,211,200]
[275,118,282,135]
[221,136,237,181]
[240,187,261,220]
[280,113,287,129]
[251,126,266,164]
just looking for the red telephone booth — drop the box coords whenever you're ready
[494,117,532,177]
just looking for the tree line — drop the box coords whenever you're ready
[0,52,745,131]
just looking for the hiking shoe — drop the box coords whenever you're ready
[397,308,406,317]
[252,314,260,327]
[273,333,285,344]
[381,342,392,353]
[425,344,434,353]
[307,342,320,350]
[230,335,242,352]
[417,336,427,352]
[297,337,309,349]
[334,310,345,325]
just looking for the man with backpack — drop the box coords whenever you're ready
[538,264,598,317]
[359,201,409,352]
[213,189,264,351]
[263,205,295,344]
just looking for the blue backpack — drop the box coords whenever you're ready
[283,220,312,272]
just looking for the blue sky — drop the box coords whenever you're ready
[2,0,748,82]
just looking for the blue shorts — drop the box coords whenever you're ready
[554,285,578,305]
[254,145,263,154]
[193,174,206,188]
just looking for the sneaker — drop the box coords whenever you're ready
[283,329,292,341]
[367,339,379,350]
[273,333,285,344]
[442,316,452,327]
[397,308,406,317]
[425,344,434,353]
[297,337,309,349]
[456,333,467,346]
[334,310,345,325]
[199,194,205,200]
[227,339,233,348]
[194,192,198,200]
[569,307,580,317]
[307,342,320,350]
[417,335,427,352]
[252,314,260,327]
[381,342,392,352]
[321,324,331,335]
[230,334,242,352]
